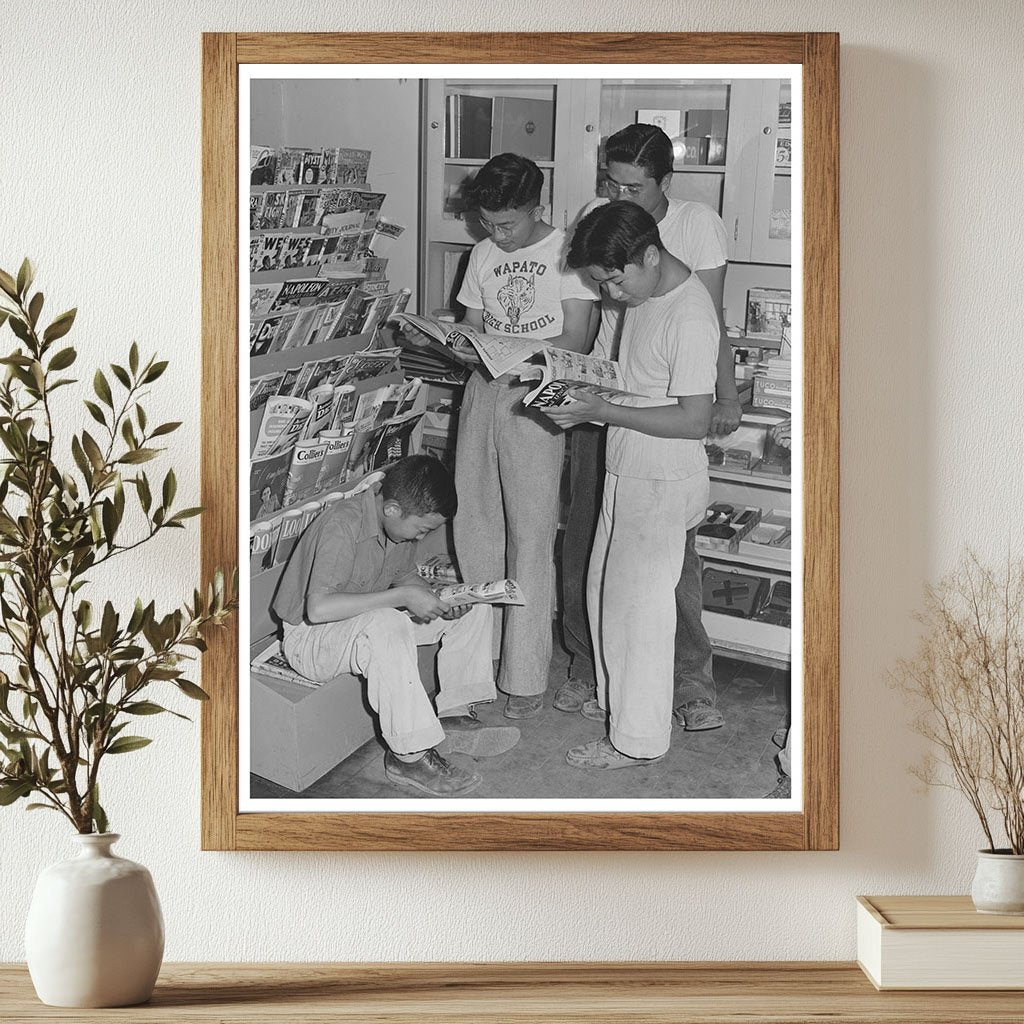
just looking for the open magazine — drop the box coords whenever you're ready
[392,312,547,379]
[434,579,526,607]
[518,348,638,409]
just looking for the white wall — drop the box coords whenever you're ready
[2,0,1022,962]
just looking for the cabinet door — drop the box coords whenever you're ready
[421,78,561,312]
[722,80,792,266]
[749,80,793,264]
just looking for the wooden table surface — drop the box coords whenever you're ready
[3,962,1024,1023]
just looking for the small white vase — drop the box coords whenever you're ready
[970,849,1024,915]
[24,833,164,1007]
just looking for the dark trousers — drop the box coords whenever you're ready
[560,426,716,706]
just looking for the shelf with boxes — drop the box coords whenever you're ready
[699,403,793,667]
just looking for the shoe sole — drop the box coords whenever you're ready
[552,698,585,713]
[565,750,666,770]
[384,766,482,797]
[672,711,725,731]
[439,726,521,758]
[503,702,544,720]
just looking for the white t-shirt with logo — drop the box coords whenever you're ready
[458,228,596,339]
[605,271,719,521]
[579,197,729,359]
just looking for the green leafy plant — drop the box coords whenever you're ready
[0,259,236,833]
[894,552,1024,854]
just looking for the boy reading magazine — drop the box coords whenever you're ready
[272,456,520,796]
[545,202,719,769]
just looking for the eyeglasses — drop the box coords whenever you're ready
[603,179,646,198]
[479,208,537,237]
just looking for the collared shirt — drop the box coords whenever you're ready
[272,486,418,626]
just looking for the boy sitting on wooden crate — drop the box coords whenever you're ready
[273,455,519,797]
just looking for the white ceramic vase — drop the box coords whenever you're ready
[970,849,1024,915]
[24,833,164,1007]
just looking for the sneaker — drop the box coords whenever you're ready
[580,698,608,723]
[552,675,596,713]
[383,749,481,796]
[503,694,544,719]
[565,736,666,771]
[764,774,791,799]
[436,710,521,758]
[673,697,725,731]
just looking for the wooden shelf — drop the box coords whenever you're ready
[2,962,1019,1022]
[709,466,790,491]
[445,158,555,169]
[671,164,727,174]
[698,541,791,572]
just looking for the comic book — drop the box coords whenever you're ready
[256,190,288,230]
[283,189,319,228]
[250,642,320,690]
[336,147,371,185]
[519,348,636,410]
[249,193,264,230]
[274,147,306,185]
[433,579,526,607]
[267,279,327,314]
[249,372,285,412]
[250,145,276,185]
[250,282,284,320]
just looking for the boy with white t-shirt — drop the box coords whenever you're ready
[452,153,597,719]
[546,201,718,768]
[556,123,735,733]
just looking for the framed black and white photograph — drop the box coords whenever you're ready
[201,32,839,851]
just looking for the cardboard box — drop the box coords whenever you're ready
[250,640,438,793]
[753,377,792,412]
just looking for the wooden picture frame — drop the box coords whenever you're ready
[201,32,839,851]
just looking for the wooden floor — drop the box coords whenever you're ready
[3,962,1024,1022]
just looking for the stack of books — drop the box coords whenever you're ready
[752,355,792,412]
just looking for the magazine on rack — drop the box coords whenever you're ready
[518,348,637,410]
[391,312,547,379]
[433,579,526,607]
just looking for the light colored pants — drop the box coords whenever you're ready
[453,372,564,697]
[588,472,709,759]
[282,604,495,755]
[778,727,791,777]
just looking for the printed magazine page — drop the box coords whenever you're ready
[434,579,526,607]
[392,312,546,378]
[519,348,635,409]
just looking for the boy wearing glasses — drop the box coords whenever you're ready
[546,202,719,769]
[453,153,597,719]
[555,123,735,733]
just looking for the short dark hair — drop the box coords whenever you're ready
[605,123,673,182]
[381,455,458,519]
[464,153,544,212]
[567,202,663,271]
